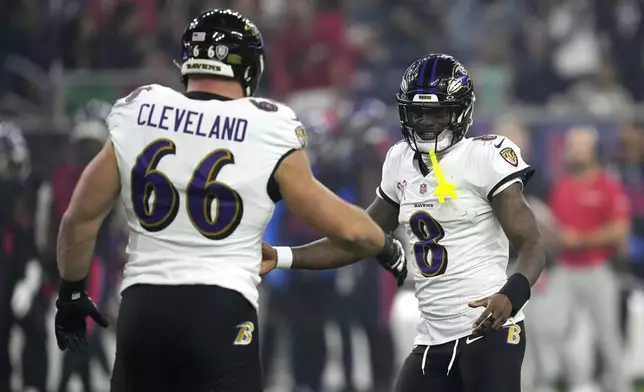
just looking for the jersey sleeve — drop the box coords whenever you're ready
[263,101,307,153]
[107,85,155,138]
[470,137,535,200]
[376,143,402,207]
[260,100,308,202]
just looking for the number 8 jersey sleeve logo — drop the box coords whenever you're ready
[131,138,243,239]
[409,211,448,277]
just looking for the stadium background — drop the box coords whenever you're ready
[2,0,644,391]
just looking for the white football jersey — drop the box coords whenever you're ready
[107,84,306,309]
[377,135,533,345]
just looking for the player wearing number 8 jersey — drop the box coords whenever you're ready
[53,9,406,392]
[261,54,546,392]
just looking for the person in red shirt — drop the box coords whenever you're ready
[548,126,631,392]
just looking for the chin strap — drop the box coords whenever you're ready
[429,150,458,204]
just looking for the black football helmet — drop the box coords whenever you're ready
[397,54,475,153]
[179,9,265,96]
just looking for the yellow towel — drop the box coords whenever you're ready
[429,150,458,204]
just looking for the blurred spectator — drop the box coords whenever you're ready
[269,0,354,102]
[549,0,602,81]
[386,1,446,65]
[593,0,644,101]
[611,121,644,340]
[548,126,631,392]
[446,0,525,64]
[350,24,397,102]
[566,60,634,116]
[0,122,47,392]
[513,24,564,104]
[94,2,146,68]
[59,5,100,69]
[470,29,513,113]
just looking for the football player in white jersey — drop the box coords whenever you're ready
[53,9,405,392]
[261,54,546,392]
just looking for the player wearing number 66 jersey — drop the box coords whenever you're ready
[54,9,405,392]
[261,54,546,392]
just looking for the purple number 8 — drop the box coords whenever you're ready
[409,211,448,277]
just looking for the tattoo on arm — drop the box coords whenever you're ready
[291,197,400,270]
[492,182,546,286]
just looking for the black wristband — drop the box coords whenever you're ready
[498,273,531,316]
[375,233,396,262]
[58,278,87,301]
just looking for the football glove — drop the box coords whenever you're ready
[55,279,108,353]
[375,234,407,287]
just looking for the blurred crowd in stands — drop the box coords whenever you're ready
[2,0,644,113]
[1,0,644,392]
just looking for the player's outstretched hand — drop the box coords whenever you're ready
[375,236,407,287]
[260,242,278,277]
[55,280,108,354]
[468,293,512,334]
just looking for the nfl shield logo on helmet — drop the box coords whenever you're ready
[420,183,427,194]
[215,45,229,60]
[500,147,519,167]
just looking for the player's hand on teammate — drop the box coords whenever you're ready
[260,242,278,276]
[55,280,108,353]
[468,293,512,333]
[375,236,407,287]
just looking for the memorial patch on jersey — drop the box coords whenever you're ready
[295,125,307,147]
[500,147,518,167]
[472,134,497,141]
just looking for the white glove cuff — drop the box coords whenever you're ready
[275,246,293,269]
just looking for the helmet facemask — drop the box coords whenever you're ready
[399,101,474,153]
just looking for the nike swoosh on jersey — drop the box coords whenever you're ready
[465,335,484,344]
[494,138,505,148]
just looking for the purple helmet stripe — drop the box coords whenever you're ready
[428,58,440,94]
[417,57,431,90]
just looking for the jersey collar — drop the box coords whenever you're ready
[184,91,233,101]
[414,151,431,176]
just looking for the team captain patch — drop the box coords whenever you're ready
[500,147,518,167]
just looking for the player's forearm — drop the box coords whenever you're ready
[512,238,546,286]
[56,213,100,282]
[291,237,365,270]
[297,196,386,258]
